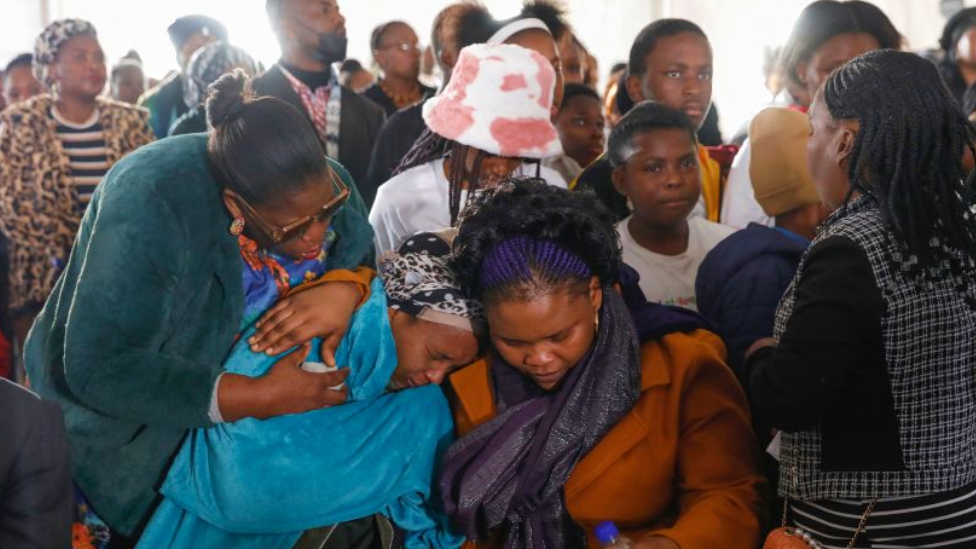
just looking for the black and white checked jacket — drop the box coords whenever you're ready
[775,198,976,501]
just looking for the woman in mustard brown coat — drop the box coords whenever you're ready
[439,179,767,549]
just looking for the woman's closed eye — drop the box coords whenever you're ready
[548,331,569,343]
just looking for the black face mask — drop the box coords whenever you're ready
[297,21,347,65]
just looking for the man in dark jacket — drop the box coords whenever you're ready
[695,107,825,384]
[0,378,72,548]
[140,15,227,138]
[255,0,384,191]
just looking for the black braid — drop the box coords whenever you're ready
[822,49,976,280]
[458,147,486,224]
[393,128,489,225]
[393,128,452,176]
[394,127,544,225]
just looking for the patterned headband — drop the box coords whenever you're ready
[34,19,98,89]
[381,230,484,331]
[479,236,591,292]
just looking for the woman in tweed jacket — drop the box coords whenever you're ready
[746,50,976,547]
[0,19,153,347]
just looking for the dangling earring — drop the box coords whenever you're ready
[626,197,634,212]
[594,310,600,332]
[229,218,245,236]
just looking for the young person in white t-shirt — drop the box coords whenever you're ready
[370,38,567,255]
[610,100,734,311]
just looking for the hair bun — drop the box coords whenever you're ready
[206,69,250,128]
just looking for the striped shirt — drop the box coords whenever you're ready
[791,480,976,548]
[52,106,108,205]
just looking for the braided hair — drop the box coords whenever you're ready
[393,129,541,225]
[822,49,976,279]
[450,178,620,304]
[393,129,486,224]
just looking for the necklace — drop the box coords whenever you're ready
[378,78,422,108]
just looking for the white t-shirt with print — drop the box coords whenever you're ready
[617,216,735,311]
[369,157,567,255]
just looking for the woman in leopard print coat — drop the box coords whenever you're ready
[0,19,154,346]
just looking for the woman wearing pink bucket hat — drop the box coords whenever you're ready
[369,42,568,255]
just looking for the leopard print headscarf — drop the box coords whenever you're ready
[34,18,98,89]
[380,230,484,332]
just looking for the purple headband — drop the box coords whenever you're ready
[479,236,591,291]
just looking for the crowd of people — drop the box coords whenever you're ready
[2,0,976,548]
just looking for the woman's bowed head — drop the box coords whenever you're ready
[450,179,620,390]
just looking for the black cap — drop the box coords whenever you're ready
[167,15,228,50]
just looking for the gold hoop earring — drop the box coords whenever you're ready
[229,218,245,236]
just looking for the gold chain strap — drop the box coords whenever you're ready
[846,498,877,549]
[781,497,878,549]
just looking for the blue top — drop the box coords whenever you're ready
[136,274,462,548]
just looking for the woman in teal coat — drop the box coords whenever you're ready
[25,70,376,544]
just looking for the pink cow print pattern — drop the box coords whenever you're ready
[423,43,562,160]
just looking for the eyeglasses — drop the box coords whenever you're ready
[232,167,350,245]
[379,42,421,54]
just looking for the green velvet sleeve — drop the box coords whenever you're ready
[60,189,221,429]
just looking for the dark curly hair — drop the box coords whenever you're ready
[822,49,976,279]
[450,178,620,304]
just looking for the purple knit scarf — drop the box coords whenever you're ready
[438,289,641,548]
